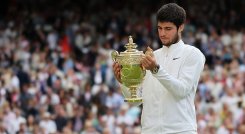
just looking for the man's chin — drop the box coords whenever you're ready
[162,38,179,47]
[162,42,171,47]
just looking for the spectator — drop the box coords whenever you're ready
[39,112,57,134]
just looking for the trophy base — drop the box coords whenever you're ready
[124,97,142,103]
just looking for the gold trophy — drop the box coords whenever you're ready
[111,36,147,102]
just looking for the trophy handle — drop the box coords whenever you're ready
[140,54,146,77]
[142,68,146,77]
[111,50,119,62]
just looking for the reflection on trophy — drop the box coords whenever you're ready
[111,36,147,102]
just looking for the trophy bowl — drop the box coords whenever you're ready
[111,36,145,102]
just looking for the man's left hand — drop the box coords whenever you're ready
[141,47,158,71]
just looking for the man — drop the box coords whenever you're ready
[113,3,205,134]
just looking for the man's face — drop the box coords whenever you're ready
[157,22,181,46]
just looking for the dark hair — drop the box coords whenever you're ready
[157,3,186,29]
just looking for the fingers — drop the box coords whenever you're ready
[142,46,157,70]
[141,55,156,70]
[145,46,154,57]
[112,62,122,83]
[142,55,151,66]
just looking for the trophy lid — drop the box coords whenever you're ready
[120,36,143,56]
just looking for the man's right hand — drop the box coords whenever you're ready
[112,62,122,83]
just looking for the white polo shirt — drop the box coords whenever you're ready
[122,40,205,134]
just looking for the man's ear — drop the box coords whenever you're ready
[178,24,184,32]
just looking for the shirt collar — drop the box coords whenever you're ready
[162,39,184,52]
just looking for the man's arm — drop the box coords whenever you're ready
[153,49,205,100]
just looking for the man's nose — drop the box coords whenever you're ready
[159,30,166,37]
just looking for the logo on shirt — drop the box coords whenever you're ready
[173,57,180,60]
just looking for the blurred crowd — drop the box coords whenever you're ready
[0,0,244,134]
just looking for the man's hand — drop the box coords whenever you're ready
[112,62,122,83]
[142,47,158,71]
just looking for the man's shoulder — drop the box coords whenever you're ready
[183,44,204,55]
[183,44,205,62]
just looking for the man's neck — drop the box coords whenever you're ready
[164,39,181,48]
